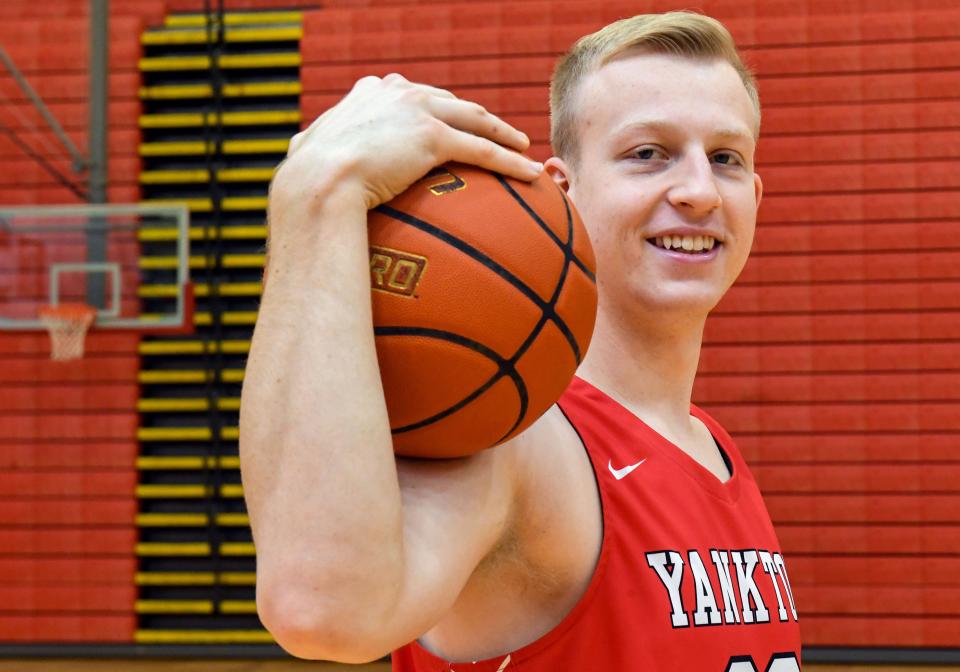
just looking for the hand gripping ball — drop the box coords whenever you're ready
[368,163,598,458]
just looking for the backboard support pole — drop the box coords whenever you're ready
[87,0,110,309]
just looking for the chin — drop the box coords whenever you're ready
[628,285,724,320]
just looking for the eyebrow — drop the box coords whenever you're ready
[611,120,755,146]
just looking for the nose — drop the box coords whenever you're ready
[666,152,722,216]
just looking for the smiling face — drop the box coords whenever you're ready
[548,51,763,325]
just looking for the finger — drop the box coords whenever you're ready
[429,97,530,151]
[379,72,458,101]
[414,82,458,100]
[439,127,542,182]
[290,79,455,158]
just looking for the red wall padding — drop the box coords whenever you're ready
[0,334,141,642]
[0,15,145,205]
[0,377,140,640]
[0,0,161,644]
[0,0,956,653]
[298,0,960,651]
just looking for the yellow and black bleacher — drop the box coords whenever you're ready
[135,9,301,645]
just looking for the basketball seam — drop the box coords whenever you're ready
[376,326,528,436]
[491,177,593,364]
[376,202,584,365]
[374,204,532,440]
[375,177,590,448]
[492,182,578,444]
[376,204,550,312]
[494,174,597,283]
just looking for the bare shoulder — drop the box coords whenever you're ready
[405,406,603,660]
[393,436,518,573]
[392,403,594,560]
[509,405,602,584]
[395,404,598,575]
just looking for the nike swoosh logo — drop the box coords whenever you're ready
[608,458,647,480]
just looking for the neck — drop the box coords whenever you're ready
[576,301,706,436]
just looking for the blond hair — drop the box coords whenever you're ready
[550,12,760,163]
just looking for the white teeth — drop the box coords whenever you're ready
[653,234,719,252]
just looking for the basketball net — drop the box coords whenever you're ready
[38,303,97,361]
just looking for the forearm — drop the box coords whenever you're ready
[240,186,404,636]
[238,74,539,660]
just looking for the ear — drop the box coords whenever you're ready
[544,156,573,193]
[753,172,763,209]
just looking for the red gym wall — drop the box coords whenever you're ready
[0,0,957,655]
[0,1,154,642]
[299,1,960,647]
[0,0,296,643]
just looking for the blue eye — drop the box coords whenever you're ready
[712,152,740,166]
[634,147,665,160]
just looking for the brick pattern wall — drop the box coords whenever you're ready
[299,0,960,649]
[0,0,163,642]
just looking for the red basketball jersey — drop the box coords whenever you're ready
[392,376,802,671]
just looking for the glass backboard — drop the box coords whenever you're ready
[0,203,192,332]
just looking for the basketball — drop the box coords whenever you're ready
[368,163,598,458]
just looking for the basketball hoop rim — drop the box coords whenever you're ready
[37,303,98,361]
[38,302,98,321]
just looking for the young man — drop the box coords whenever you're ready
[240,11,802,671]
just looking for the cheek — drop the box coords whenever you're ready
[736,209,758,251]
[722,185,758,236]
[725,206,758,275]
[569,188,611,252]
[568,171,657,265]
[581,208,630,272]
[577,195,635,246]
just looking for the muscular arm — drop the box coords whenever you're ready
[239,75,540,662]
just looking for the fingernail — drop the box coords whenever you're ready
[530,161,543,172]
